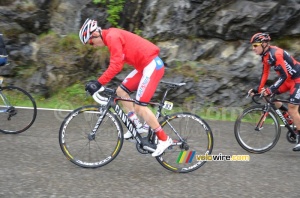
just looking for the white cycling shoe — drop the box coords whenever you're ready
[152,137,173,157]
[123,124,149,139]
[293,134,300,151]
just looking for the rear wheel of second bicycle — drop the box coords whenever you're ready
[59,105,124,168]
[156,112,214,173]
[0,86,37,134]
[234,105,280,154]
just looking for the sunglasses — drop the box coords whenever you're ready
[88,35,100,45]
[252,43,262,48]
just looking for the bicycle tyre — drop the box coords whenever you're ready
[234,105,280,154]
[156,112,213,173]
[0,86,37,134]
[59,105,124,168]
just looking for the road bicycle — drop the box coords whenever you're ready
[234,93,298,154]
[0,77,37,134]
[59,81,214,173]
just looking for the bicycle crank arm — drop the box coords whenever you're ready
[142,145,155,152]
[135,137,157,154]
[141,137,156,152]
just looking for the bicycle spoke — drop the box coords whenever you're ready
[0,86,37,134]
[156,112,213,173]
[234,105,280,153]
[59,105,123,168]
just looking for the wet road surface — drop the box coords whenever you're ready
[1,109,299,198]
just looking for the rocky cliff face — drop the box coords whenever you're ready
[1,0,300,108]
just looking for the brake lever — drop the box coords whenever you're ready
[246,92,250,98]
[260,92,264,98]
[85,91,91,99]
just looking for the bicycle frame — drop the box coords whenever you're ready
[272,99,295,132]
[87,84,183,153]
[0,87,14,114]
[0,77,17,114]
[255,94,295,133]
[88,90,158,152]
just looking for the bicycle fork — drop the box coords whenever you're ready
[255,112,269,131]
[255,105,271,131]
[87,107,107,140]
[0,91,16,120]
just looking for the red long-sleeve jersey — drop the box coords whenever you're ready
[98,28,160,85]
[258,46,300,93]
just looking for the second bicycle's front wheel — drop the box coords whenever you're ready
[156,112,213,173]
[0,86,37,134]
[59,105,124,168]
[234,105,280,154]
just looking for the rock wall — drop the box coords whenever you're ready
[1,0,300,108]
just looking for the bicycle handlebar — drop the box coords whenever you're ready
[247,92,276,104]
[91,87,109,105]
[93,92,108,105]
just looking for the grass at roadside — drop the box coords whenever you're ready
[33,83,97,110]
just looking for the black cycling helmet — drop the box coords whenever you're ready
[250,33,271,43]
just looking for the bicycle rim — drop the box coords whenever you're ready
[156,112,213,173]
[59,105,124,168]
[234,105,280,154]
[0,86,37,134]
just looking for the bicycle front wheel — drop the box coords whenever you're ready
[234,105,280,154]
[156,112,213,173]
[0,86,37,134]
[59,105,124,168]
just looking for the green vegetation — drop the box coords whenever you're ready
[40,32,94,55]
[133,28,143,36]
[272,36,300,51]
[93,0,125,27]
[33,82,96,110]
[12,64,37,78]
[167,61,207,81]
[57,34,81,51]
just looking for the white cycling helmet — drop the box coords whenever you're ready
[79,18,101,44]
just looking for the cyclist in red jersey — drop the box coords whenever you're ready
[248,33,300,151]
[79,18,172,157]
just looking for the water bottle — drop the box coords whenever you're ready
[283,111,293,125]
[128,111,142,128]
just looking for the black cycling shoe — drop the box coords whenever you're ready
[287,131,297,143]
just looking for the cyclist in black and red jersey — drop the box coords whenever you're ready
[79,18,172,157]
[248,32,300,151]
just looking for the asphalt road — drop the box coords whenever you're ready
[1,109,299,198]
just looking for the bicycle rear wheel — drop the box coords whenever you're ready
[59,105,124,168]
[156,112,213,173]
[0,86,37,134]
[234,105,280,154]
